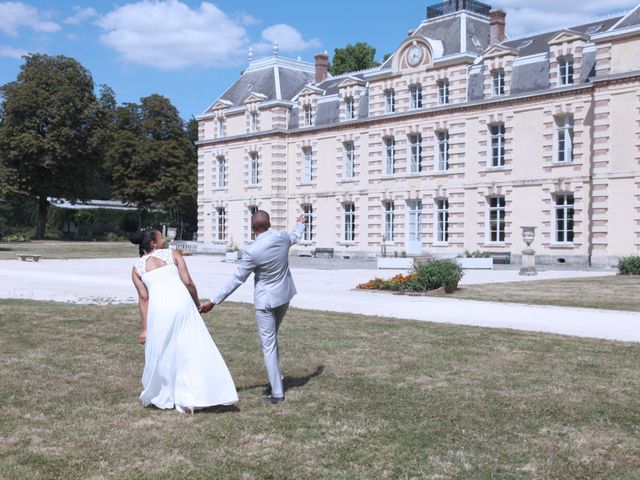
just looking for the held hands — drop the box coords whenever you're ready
[138,329,147,345]
[198,300,215,314]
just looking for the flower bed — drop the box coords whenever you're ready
[358,259,463,294]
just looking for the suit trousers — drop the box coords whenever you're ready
[255,302,289,398]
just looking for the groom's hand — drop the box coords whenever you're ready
[297,215,307,224]
[199,300,215,313]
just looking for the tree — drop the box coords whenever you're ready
[108,95,197,235]
[0,54,103,239]
[329,42,380,76]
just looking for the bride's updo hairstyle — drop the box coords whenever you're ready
[130,228,157,257]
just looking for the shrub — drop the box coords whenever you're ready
[618,255,640,275]
[462,250,490,258]
[413,259,464,292]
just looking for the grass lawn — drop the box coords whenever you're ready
[0,241,137,260]
[1,300,639,479]
[440,275,640,312]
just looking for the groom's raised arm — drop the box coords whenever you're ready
[288,216,307,246]
[211,250,256,306]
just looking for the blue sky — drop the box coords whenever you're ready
[0,0,637,120]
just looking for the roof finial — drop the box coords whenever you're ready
[248,46,254,63]
[273,41,279,57]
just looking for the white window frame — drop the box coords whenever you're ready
[437,130,449,171]
[217,117,225,138]
[492,69,505,96]
[250,111,258,133]
[490,123,505,167]
[216,207,226,241]
[302,204,314,242]
[249,152,259,185]
[384,89,395,113]
[409,134,422,174]
[554,193,575,244]
[343,202,355,242]
[303,147,313,182]
[383,201,395,242]
[558,56,574,86]
[384,137,395,175]
[248,205,258,241]
[487,196,506,243]
[304,105,313,126]
[438,79,449,105]
[409,84,422,110]
[216,156,226,188]
[345,97,355,120]
[407,200,422,242]
[436,199,449,243]
[556,115,573,163]
[344,142,355,178]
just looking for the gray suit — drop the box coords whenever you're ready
[212,222,305,398]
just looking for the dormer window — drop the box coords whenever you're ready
[384,89,395,113]
[409,85,422,109]
[558,56,574,85]
[217,118,225,138]
[492,69,505,96]
[250,111,258,133]
[437,79,449,105]
[345,97,355,120]
[303,105,313,126]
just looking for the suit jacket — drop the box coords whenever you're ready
[212,222,305,309]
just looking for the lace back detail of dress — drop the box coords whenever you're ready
[135,248,174,275]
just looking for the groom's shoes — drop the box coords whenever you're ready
[261,394,285,405]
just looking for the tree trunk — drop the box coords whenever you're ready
[35,196,49,240]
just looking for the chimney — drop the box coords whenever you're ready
[314,52,329,83]
[490,10,506,44]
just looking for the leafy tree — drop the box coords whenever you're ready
[0,54,103,239]
[108,95,196,235]
[329,42,380,76]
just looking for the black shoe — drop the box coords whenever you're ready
[261,394,285,405]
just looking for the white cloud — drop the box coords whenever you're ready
[0,1,61,37]
[0,43,27,59]
[494,0,638,37]
[239,13,260,26]
[255,24,321,53]
[97,0,250,70]
[64,6,97,25]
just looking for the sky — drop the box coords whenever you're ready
[0,0,637,120]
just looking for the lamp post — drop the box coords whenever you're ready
[519,226,537,276]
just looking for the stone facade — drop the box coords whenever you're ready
[196,1,640,267]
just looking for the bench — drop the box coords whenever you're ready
[312,248,334,258]
[487,252,511,265]
[17,254,42,262]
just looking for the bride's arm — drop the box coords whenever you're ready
[173,251,201,308]
[131,268,149,345]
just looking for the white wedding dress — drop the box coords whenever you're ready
[134,248,238,411]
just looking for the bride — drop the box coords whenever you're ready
[130,228,238,413]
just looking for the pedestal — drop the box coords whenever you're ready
[519,246,537,276]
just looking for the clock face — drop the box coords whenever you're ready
[407,46,423,66]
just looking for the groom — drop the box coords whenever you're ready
[199,210,307,404]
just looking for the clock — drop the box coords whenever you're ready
[407,46,423,66]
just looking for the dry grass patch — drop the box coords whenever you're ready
[0,241,136,260]
[443,274,640,312]
[1,299,640,479]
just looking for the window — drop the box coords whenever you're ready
[409,134,422,173]
[557,115,574,163]
[490,124,505,167]
[249,152,259,185]
[407,200,422,242]
[410,84,422,109]
[344,203,355,242]
[437,130,449,171]
[248,205,258,241]
[384,137,395,175]
[438,79,449,105]
[250,111,258,133]
[344,142,355,178]
[488,196,506,243]
[216,207,226,241]
[436,199,449,243]
[216,156,226,188]
[492,69,505,96]
[302,204,314,242]
[554,193,574,243]
[217,118,225,138]
[303,105,313,126]
[384,89,395,113]
[345,97,355,119]
[383,201,395,242]
[303,147,313,182]
[558,56,574,85]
